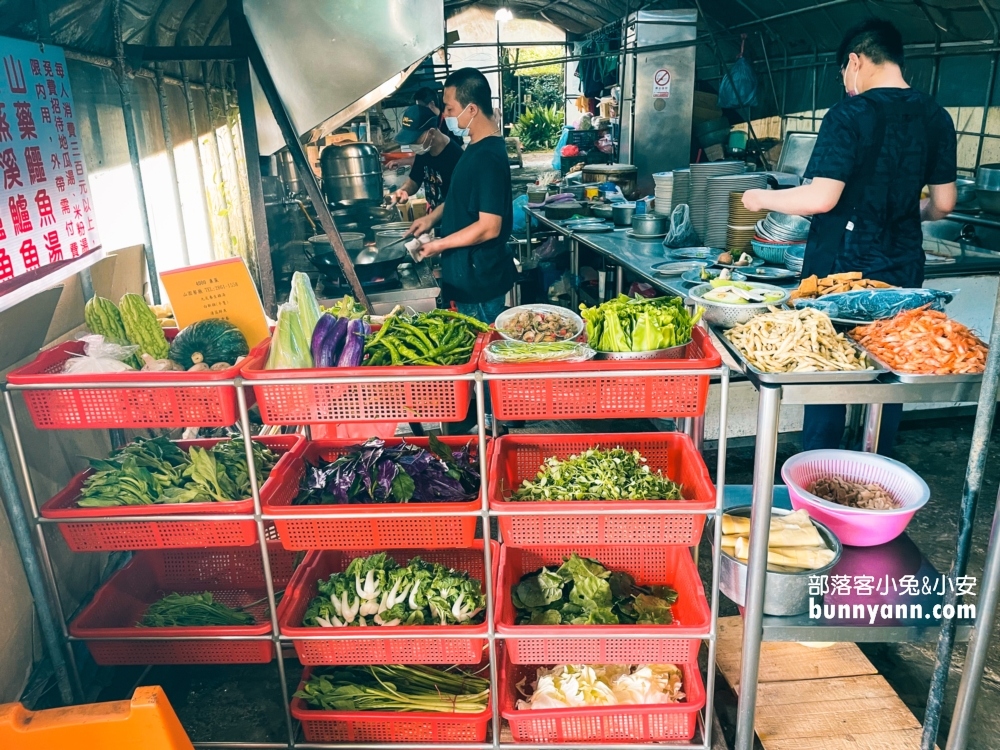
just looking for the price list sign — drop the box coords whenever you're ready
[0,36,100,290]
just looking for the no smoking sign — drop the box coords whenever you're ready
[653,68,671,99]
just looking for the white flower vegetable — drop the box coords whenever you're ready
[516,664,685,709]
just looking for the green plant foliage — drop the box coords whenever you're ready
[510,106,564,152]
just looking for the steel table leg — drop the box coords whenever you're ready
[862,403,883,453]
[615,265,624,295]
[569,238,579,309]
[734,384,782,750]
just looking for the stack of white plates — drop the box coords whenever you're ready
[689,161,745,243]
[672,168,691,212]
[652,172,674,216]
[703,173,767,248]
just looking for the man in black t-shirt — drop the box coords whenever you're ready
[408,68,515,324]
[391,105,463,211]
[742,19,957,455]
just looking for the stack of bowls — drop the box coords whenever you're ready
[652,172,674,216]
[672,168,691,211]
[752,211,811,267]
[688,161,746,242]
[727,191,768,252]
[703,173,768,248]
[783,245,806,273]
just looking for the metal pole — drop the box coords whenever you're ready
[930,286,1000,748]
[615,265,624,295]
[201,63,234,258]
[182,68,215,245]
[0,396,75,704]
[861,403,883,453]
[569,238,579,308]
[235,6,371,310]
[734,384,782,750]
[154,63,191,267]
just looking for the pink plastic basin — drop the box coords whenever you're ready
[781,449,930,547]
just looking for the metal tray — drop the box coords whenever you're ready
[849,341,986,384]
[713,326,888,385]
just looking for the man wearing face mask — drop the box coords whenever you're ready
[408,68,515,324]
[415,87,465,148]
[742,19,957,455]
[391,104,463,211]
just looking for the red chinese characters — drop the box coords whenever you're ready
[19,238,38,270]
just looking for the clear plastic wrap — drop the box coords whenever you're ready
[791,288,954,321]
[63,335,140,373]
[266,303,313,369]
[485,340,597,364]
[663,204,701,249]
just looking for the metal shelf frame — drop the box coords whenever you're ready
[2,359,730,750]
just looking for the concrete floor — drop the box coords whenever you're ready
[93,414,1000,747]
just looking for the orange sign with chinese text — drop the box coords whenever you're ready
[160,257,268,347]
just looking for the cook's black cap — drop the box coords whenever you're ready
[394,105,438,145]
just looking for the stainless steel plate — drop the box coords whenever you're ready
[669,247,716,260]
[714,326,887,384]
[626,229,668,240]
[680,267,745,284]
[714,257,765,270]
[850,342,986,384]
[567,223,614,233]
[744,266,799,280]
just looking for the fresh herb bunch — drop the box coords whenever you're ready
[77,436,279,507]
[294,435,480,505]
[303,553,485,628]
[137,592,254,627]
[510,447,684,502]
[513,554,678,626]
[364,309,489,366]
[580,295,701,353]
[294,664,490,713]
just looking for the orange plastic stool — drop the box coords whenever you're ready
[0,686,194,750]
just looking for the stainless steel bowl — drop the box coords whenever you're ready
[710,506,842,617]
[686,282,790,328]
[591,203,615,219]
[956,177,976,204]
[595,342,689,360]
[632,213,668,235]
[975,163,1000,191]
[977,189,1000,214]
[308,232,366,260]
[612,202,636,226]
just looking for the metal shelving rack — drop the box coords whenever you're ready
[2,359,730,749]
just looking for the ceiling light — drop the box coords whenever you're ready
[495,6,513,22]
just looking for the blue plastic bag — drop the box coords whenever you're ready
[718,36,758,109]
[551,126,572,171]
[791,288,955,321]
[512,193,530,235]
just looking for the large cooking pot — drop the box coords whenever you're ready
[320,142,383,205]
[307,232,366,261]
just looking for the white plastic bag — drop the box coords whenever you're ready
[63,335,139,374]
[663,204,701,249]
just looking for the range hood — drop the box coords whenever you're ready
[244,0,444,155]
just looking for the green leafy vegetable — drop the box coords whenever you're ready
[267,302,313,369]
[294,664,490,713]
[137,592,254,627]
[509,447,684,502]
[513,554,677,626]
[580,295,701,352]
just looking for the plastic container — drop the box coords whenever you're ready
[781,449,930,547]
[265,436,488,550]
[496,545,709,665]
[500,657,704,743]
[489,432,715,546]
[7,329,261,430]
[279,543,498,665]
[750,238,804,265]
[0,686,194,750]
[291,665,492,743]
[480,327,719,421]
[40,435,304,552]
[241,333,489,424]
[68,543,296,665]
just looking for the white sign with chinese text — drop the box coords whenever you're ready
[0,36,100,289]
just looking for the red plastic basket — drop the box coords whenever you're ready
[68,543,296,665]
[489,432,715,547]
[279,543,498,665]
[265,436,487,551]
[500,656,705,743]
[7,330,261,430]
[290,665,492,743]
[496,545,709,665]
[40,435,304,552]
[241,333,489,424]
[479,327,719,421]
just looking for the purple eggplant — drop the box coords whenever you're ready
[317,316,350,368]
[311,313,337,366]
[337,318,367,367]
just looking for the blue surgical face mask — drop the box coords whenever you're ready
[445,104,473,137]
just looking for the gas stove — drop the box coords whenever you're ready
[318,261,440,314]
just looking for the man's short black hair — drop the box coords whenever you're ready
[414,86,439,107]
[837,18,904,69]
[443,67,494,117]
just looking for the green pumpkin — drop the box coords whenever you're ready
[169,319,250,368]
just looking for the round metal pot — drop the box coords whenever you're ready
[591,203,614,219]
[371,222,413,234]
[374,230,409,253]
[611,202,635,226]
[320,142,383,205]
[631,213,668,236]
[956,177,976,204]
[307,232,366,261]
[976,163,1000,191]
[977,189,1000,214]
[710,506,842,617]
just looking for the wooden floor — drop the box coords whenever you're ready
[716,616,931,749]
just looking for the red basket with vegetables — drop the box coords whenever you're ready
[479,321,720,421]
[40,435,304,551]
[495,545,709,665]
[242,308,490,424]
[264,435,487,551]
[500,656,704,743]
[489,432,715,547]
[8,294,261,430]
[291,662,492,743]
[279,543,498,665]
[68,543,295,665]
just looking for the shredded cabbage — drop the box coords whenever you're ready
[516,663,685,709]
